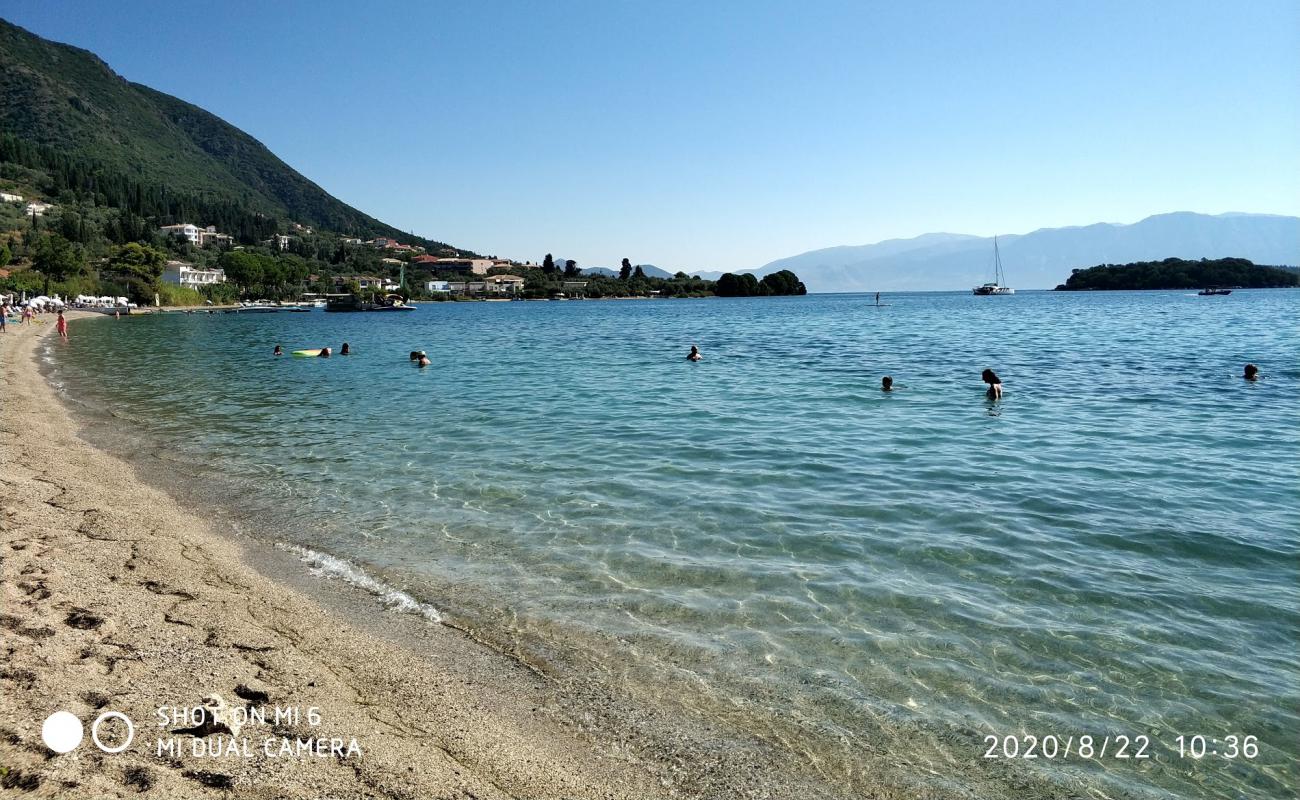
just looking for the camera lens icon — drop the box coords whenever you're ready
[42,711,135,754]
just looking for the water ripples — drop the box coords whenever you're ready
[52,290,1300,798]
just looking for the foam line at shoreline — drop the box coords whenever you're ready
[276,542,444,624]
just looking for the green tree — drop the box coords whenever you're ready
[33,234,84,283]
[564,259,579,278]
[59,210,87,244]
[633,265,646,279]
[760,269,807,296]
[0,240,10,268]
[106,243,167,305]
[619,258,632,281]
[108,242,167,281]
[542,253,554,273]
[715,272,762,297]
[218,251,265,290]
[279,255,310,288]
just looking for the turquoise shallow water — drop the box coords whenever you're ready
[47,291,1299,798]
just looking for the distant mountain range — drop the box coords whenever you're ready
[0,18,466,252]
[695,213,1300,293]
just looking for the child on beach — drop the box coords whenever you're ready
[56,310,68,339]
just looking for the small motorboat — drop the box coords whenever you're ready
[1198,288,1232,296]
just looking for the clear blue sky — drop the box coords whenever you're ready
[4,1,1297,270]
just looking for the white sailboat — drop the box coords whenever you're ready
[973,236,1015,295]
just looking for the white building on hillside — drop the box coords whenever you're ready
[0,192,22,203]
[25,201,53,217]
[161,224,233,247]
[160,223,201,244]
[162,261,226,288]
[198,226,233,247]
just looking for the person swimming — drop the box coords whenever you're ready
[687,345,702,362]
[881,376,893,392]
[319,347,332,358]
[417,354,431,368]
[273,345,283,356]
[1244,363,1260,381]
[341,342,351,355]
[982,368,1002,399]
[410,350,425,362]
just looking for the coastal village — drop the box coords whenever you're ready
[0,186,784,309]
[0,189,564,306]
[150,228,540,300]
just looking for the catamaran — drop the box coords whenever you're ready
[973,236,1015,295]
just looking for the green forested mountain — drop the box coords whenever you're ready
[0,17,459,249]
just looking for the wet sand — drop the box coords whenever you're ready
[0,314,838,798]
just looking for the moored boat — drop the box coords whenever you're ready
[973,236,1015,295]
[325,293,416,312]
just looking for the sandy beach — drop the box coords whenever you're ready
[0,314,830,799]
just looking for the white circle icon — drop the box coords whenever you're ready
[91,711,135,753]
[42,711,83,753]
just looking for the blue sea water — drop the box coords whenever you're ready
[48,291,1299,798]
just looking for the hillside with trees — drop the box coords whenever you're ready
[0,18,482,305]
[1055,257,1300,291]
[0,18,464,248]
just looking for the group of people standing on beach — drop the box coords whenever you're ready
[0,303,67,339]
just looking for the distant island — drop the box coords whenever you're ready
[1054,257,1300,291]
